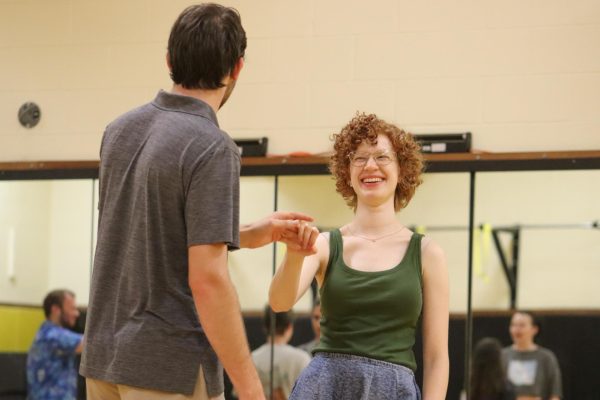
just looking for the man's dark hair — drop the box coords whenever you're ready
[168,3,247,89]
[43,289,74,318]
[263,305,294,336]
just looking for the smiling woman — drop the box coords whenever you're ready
[330,113,423,212]
[269,112,450,400]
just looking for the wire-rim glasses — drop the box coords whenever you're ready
[348,150,397,167]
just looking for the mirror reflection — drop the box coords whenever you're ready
[0,179,95,307]
[1,167,598,400]
[229,176,277,310]
[474,170,600,309]
[470,170,600,400]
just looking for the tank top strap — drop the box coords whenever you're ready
[404,232,424,288]
[323,229,342,283]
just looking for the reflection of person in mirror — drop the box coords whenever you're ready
[269,113,449,400]
[297,299,321,355]
[466,337,516,400]
[79,4,313,400]
[502,311,562,400]
[27,289,83,400]
[251,306,311,400]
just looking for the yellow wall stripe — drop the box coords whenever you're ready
[0,305,44,352]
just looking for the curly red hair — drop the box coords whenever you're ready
[329,113,423,211]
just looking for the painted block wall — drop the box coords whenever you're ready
[0,2,599,319]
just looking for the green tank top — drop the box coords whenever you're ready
[313,229,423,370]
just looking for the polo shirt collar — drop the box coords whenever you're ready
[153,90,219,127]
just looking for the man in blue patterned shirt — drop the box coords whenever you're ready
[27,289,84,400]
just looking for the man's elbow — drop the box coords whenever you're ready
[189,269,229,299]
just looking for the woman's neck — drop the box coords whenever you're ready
[352,201,401,234]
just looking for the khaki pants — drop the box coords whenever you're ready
[86,367,225,400]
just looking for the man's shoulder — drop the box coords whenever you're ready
[38,320,62,337]
[41,322,82,342]
[281,344,311,362]
[297,339,316,353]
[251,344,272,369]
[502,345,558,361]
[534,346,559,362]
[108,101,154,129]
[251,344,269,358]
[103,97,238,159]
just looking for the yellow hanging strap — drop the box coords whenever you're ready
[481,223,492,270]
[473,223,492,283]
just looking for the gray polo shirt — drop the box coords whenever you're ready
[80,90,240,396]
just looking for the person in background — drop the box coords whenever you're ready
[503,311,562,400]
[297,299,321,355]
[251,306,311,400]
[27,289,83,400]
[269,113,449,399]
[80,4,312,400]
[468,337,516,400]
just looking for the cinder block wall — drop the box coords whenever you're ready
[0,1,599,313]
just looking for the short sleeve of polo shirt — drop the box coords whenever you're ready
[184,142,240,249]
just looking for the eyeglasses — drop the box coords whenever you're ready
[348,150,396,167]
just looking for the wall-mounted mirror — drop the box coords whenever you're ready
[2,157,599,400]
[0,179,95,307]
[229,176,277,310]
[474,170,600,310]
[470,169,600,400]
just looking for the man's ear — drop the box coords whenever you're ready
[166,52,172,72]
[230,57,244,80]
[50,303,61,317]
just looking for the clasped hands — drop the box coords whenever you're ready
[241,211,319,254]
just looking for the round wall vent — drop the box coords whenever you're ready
[18,102,41,128]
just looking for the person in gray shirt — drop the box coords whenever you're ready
[502,311,562,400]
[297,299,321,355]
[80,4,314,400]
[251,306,310,400]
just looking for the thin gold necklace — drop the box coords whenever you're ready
[347,225,406,243]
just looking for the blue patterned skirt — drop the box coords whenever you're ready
[289,352,421,400]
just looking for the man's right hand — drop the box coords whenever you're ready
[239,211,314,249]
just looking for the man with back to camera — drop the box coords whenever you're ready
[502,311,562,400]
[80,4,313,400]
[251,306,311,399]
[27,289,83,400]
